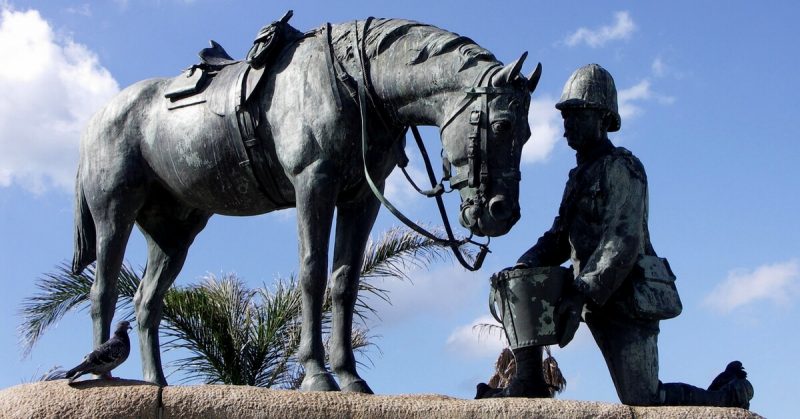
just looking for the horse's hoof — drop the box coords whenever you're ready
[341,379,374,394]
[143,373,168,387]
[300,372,340,392]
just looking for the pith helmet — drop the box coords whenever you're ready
[555,64,621,132]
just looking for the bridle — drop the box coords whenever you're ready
[351,18,525,271]
[438,66,525,232]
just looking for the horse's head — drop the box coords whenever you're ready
[440,53,541,237]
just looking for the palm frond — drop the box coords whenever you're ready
[473,322,507,344]
[161,274,250,384]
[18,262,140,356]
[116,264,143,320]
[360,226,461,281]
[543,346,567,396]
[251,278,302,388]
[161,274,307,388]
[21,365,67,383]
[487,347,516,388]
[354,226,468,325]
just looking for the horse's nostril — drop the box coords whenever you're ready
[488,196,512,220]
[459,205,479,229]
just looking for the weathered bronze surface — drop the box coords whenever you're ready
[71,15,540,391]
[489,267,570,348]
[479,64,753,408]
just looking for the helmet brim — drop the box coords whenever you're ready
[555,99,621,132]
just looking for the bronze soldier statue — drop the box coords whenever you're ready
[478,64,754,408]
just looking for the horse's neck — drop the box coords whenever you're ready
[370,54,492,128]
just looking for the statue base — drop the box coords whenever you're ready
[0,380,762,418]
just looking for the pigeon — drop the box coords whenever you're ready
[65,320,132,384]
[708,360,748,391]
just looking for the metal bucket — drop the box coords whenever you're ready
[489,266,571,348]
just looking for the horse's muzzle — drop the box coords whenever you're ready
[459,194,520,237]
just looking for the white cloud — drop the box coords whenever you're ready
[565,11,636,48]
[268,207,296,222]
[65,4,91,17]
[651,56,666,77]
[522,95,561,164]
[649,55,687,80]
[704,259,800,313]
[363,265,485,326]
[550,323,593,353]
[617,79,675,122]
[617,80,651,121]
[0,6,119,193]
[383,163,427,206]
[445,314,506,359]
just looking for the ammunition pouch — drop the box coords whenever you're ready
[630,255,682,320]
[489,267,571,349]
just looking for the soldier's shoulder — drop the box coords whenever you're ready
[607,147,647,182]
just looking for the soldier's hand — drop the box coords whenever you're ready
[500,262,529,273]
[556,293,585,348]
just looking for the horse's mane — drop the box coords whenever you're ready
[363,18,498,72]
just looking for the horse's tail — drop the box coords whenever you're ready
[72,173,96,275]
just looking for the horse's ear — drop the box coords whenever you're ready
[527,62,542,93]
[492,51,528,86]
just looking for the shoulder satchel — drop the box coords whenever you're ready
[630,255,682,320]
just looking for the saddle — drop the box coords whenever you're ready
[164,10,298,101]
[163,10,303,206]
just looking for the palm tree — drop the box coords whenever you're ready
[19,227,457,387]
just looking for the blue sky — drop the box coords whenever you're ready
[0,1,797,417]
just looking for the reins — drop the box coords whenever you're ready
[352,18,493,271]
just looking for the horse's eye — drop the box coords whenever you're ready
[492,120,511,134]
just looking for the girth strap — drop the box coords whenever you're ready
[236,88,290,207]
[321,23,343,112]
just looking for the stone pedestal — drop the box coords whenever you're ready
[0,380,762,419]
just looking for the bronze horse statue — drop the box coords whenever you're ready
[71,17,541,391]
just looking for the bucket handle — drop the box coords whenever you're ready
[489,280,503,324]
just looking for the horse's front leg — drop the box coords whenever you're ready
[296,161,340,391]
[329,195,381,393]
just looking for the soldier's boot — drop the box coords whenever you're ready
[660,379,753,408]
[475,346,551,399]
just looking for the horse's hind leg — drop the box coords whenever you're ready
[83,180,147,351]
[329,197,381,393]
[134,189,211,385]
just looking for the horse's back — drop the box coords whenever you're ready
[81,78,167,151]
[142,69,288,214]
[78,78,167,196]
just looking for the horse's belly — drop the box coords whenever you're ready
[144,104,293,215]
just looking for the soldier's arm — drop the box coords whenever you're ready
[516,215,571,267]
[574,157,647,306]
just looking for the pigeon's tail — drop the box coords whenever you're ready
[64,367,79,381]
[72,177,96,275]
[65,361,90,383]
[36,366,68,381]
